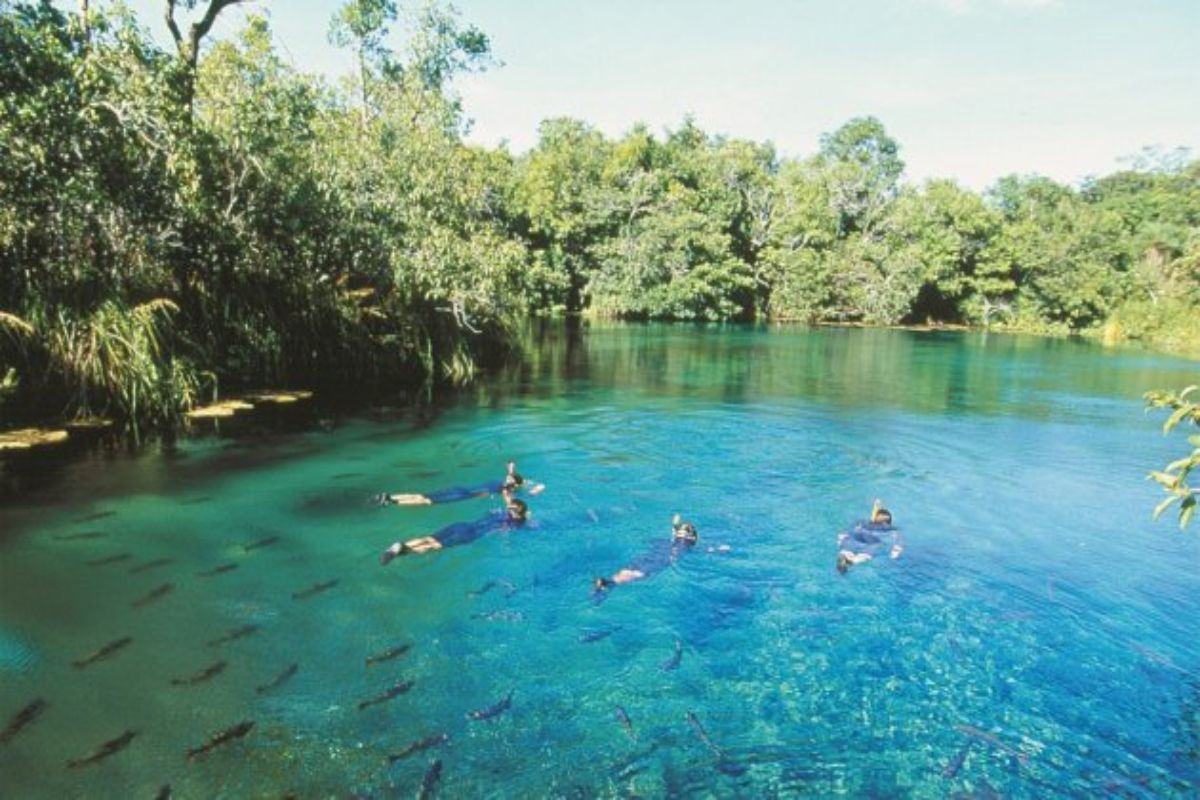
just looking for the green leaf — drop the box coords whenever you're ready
[1153,494,1179,520]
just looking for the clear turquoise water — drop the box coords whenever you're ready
[1,324,1199,798]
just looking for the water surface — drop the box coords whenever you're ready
[1,324,1198,797]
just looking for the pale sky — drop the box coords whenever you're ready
[117,0,1199,190]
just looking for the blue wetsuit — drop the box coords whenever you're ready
[433,509,524,549]
[423,481,505,504]
[842,520,897,557]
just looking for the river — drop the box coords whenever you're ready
[1,323,1198,797]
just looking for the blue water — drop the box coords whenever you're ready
[0,324,1198,797]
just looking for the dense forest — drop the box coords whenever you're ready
[1,0,1198,426]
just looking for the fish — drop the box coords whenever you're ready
[685,712,723,757]
[467,580,498,597]
[614,706,637,742]
[179,496,214,506]
[86,553,132,567]
[207,624,260,648]
[186,720,254,761]
[129,558,175,574]
[154,785,172,800]
[954,724,1028,764]
[197,563,238,577]
[66,729,136,769]
[418,758,443,800]
[579,628,616,643]
[292,579,338,600]
[660,639,683,671]
[170,660,227,686]
[0,699,47,745]
[53,531,106,541]
[331,472,364,480]
[255,663,298,695]
[942,740,972,778]
[365,643,411,666]
[244,535,281,552]
[131,582,174,608]
[466,690,513,721]
[73,636,133,668]
[357,680,414,711]
[387,732,448,764]
[75,511,116,523]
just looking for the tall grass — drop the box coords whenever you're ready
[0,300,202,423]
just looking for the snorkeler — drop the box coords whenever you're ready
[379,489,529,564]
[592,514,700,593]
[376,460,544,506]
[836,499,903,574]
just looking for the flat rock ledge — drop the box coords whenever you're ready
[185,390,313,420]
[0,427,70,451]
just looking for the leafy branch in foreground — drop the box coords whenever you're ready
[1145,385,1200,528]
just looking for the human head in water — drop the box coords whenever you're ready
[502,488,528,522]
[503,460,524,490]
[672,513,698,543]
[870,499,892,526]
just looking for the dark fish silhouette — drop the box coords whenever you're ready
[418,759,443,800]
[207,624,259,648]
[467,690,513,721]
[131,582,174,608]
[75,511,116,523]
[66,729,136,769]
[579,628,616,643]
[686,713,746,776]
[179,496,214,506]
[87,553,132,567]
[331,472,364,480]
[255,663,298,695]
[660,639,683,671]
[614,706,637,742]
[686,712,722,757]
[943,740,972,778]
[155,784,172,800]
[366,643,411,666]
[197,563,238,577]
[358,680,414,710]
[73,636,133,668]
[292,579,338,600]
[387,732,448,764]
[0,699,47,745]
[467,579,518,598]
[53,531,106,541]
[186,720,254,761]
[244,535,280,552]
[467,579,497,598]
[170,660,227,686]
[129,558,175,574]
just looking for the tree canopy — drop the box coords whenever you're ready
[0,1,1197,426]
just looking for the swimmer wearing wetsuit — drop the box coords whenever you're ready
[593,514,699,593]
[837,499,902,574]
[376,460,544,506]
[380,489,528,564]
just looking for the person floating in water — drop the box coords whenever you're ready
[376,461,544,506]
[592,514,699,594]
[837,498,903,574]
[380,490,529,565]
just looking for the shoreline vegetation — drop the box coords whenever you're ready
[1,1,1198,434]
